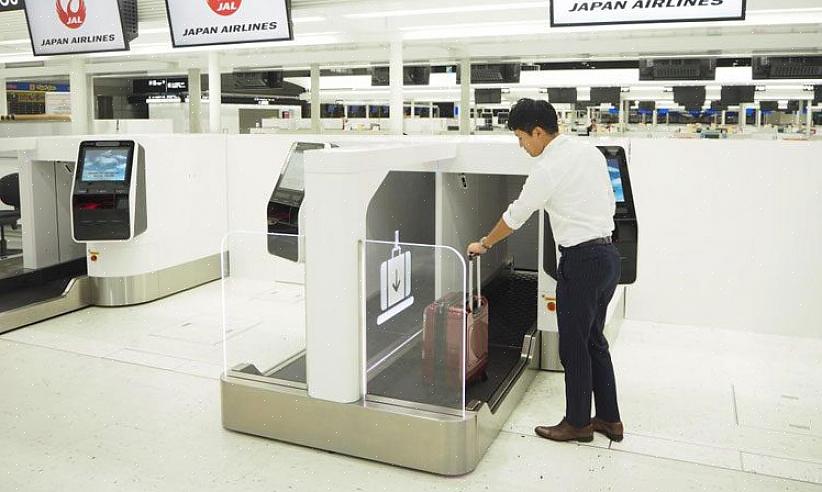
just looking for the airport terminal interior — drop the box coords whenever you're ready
[1,0,822,490]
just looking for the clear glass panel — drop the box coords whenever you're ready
[222,231,306,385]
[363,239,470,414]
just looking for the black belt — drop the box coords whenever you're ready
[559,237,612,252]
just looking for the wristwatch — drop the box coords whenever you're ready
[480,237,492,250]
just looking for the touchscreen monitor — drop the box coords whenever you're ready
[82,147,130,182]
[279,151,306,192]
[607,157,625,203]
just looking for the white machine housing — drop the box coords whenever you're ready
[71,140,147,243]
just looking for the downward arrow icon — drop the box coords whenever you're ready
[392,270,401,292]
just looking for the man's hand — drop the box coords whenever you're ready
[467,242,488,257]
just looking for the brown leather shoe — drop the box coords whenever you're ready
[592,417,624,442]
[535,418,593,443]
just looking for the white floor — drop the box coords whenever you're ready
[1,281,821,491]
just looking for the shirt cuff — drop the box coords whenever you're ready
[502,205,524,231]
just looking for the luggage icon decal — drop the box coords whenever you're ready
[377,231,414,325]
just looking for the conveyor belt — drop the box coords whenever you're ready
[0,259,87,314]
[366,270,537,409]
[0,256,25,281]
[262,270,538,410]
[0,279,75,312]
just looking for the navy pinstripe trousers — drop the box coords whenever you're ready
[556,242,622,428]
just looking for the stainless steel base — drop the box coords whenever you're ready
[0,276,91,334]
[539,290,626,371]
[91,254,221,306]
[221,335,539,476]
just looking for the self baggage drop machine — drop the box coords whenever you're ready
[219,139,638,476]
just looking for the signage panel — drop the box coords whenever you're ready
[0,0,24,13]
[164,0,293,48]
[23,0,132,56]
[133,78,188,94]
[6,82,70,92]
[550,0,746,27]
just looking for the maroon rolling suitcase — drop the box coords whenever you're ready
[422,256,489,387]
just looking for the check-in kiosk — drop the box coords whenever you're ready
[266,142,327,262]
[539,145,638,370]
[72,141,146,242]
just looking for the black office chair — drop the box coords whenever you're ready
[0,173,21,257]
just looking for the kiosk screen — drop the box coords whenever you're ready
[607,157,625,203]
[82,148,130,182]
[279,152,306,192]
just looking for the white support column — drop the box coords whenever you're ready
[188,68,202,134]
[70,58,89,135]
[796,101,803,129]
[739,104,747,132]
[389,38,404,135]
[652,109,658,127]
[208,52,222,133]
[617,100,623,127]
[620,100,628,133]
[310,64,321,133]
[410,100,415,119]
[429,101,434,119]
[721,110,726,126]
[807,101,814,137]
[0,77,7,116]
[755,108,762,128]
[460,59,471,135]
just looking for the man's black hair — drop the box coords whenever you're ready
[507,98,559,135]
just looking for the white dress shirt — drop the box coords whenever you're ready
[502,135,616,248]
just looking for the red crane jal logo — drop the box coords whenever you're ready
[208,0,242,16]
[56,0,86,29]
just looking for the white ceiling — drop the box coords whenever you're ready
[1,0,821,79]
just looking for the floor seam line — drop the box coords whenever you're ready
[116,345,221,366]
[739,423,822,440]
[731,383,739,426]
[509,431,822,484]
[0,337,120,359]
[0,337,219,381]
[738,450,822,467]
[622,431,743,453]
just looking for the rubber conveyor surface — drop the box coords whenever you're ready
[365,270,538,408]
[265,270,538,411]
[0,259,87,314]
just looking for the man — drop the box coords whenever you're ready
[467,99,624,443]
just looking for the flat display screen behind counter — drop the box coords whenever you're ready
[81,148,130,182]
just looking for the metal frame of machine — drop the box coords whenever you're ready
[221,329,540,476]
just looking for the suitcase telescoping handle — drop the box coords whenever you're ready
[468,255,481,313]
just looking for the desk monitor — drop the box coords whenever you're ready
[476,88,502,105]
